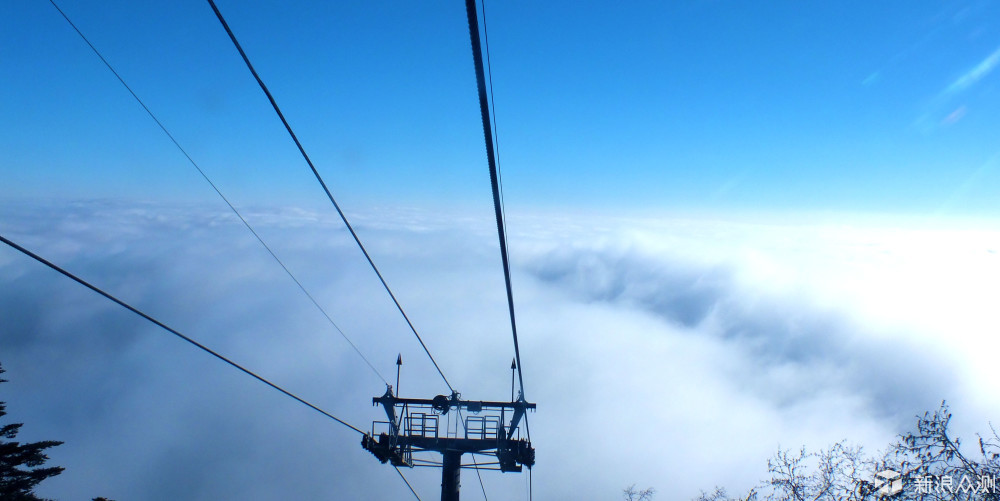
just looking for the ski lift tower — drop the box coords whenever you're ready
[362,360,535,500]
[363,0,537,497]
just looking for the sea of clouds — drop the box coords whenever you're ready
[1,199,998,500]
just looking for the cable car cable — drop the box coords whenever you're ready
[46,0,388,385]
[394,466,423,501]
[0,233,364,435]
[464,0,526,402]
[205,0,453,394]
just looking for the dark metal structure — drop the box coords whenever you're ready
[363,0,538,497]
[362,386,535,500]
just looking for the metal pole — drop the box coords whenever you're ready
[396,354,402,396]
[510,358,516,402]
[441,450,462,501]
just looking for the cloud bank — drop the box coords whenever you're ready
[1,200,998,500]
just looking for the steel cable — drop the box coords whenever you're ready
[0,233,365,435]
[205,0,454,394]
[47,0,389,386]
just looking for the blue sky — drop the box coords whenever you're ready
[4,0,1000,215]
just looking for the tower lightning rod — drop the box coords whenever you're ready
[396,353,402,395]
[510,358,516,402]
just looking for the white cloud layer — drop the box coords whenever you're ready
[1,200,998,500]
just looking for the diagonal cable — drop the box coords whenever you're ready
[481,0,510,254]
[204,0,453,393]
[464,0,526,402]
[456,407,490,500]
[477,0,533,446]
[2,233,424,498]
[471,453,489,500]
[394,465,424,501]
[0,233,364,435]
[47,0,388,386]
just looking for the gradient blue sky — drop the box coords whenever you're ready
[4,0,1000,215]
